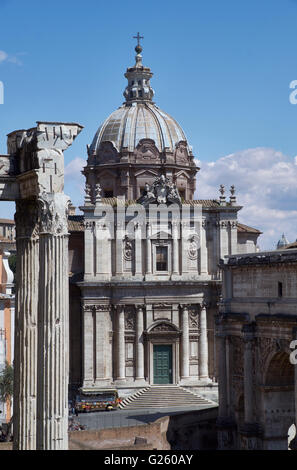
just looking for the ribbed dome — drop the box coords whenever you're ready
[90,102,188,154]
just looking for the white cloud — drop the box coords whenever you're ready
[0,51,8,63]
[196,147,297,250]
[0,50,23,66]
[64,157,85,211]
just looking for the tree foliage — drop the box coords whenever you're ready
[0,362,13,404]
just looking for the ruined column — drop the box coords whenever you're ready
[7,121,83,450]
[36,192,70,450]
[13,200,39,450]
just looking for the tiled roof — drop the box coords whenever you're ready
[284,241,297,250]
[0,219,15,224]
[98,198,228,208]
[237,222,262,234]
[68,215,84,232]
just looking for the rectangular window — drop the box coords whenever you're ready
[156,246,168,271]
[278,281,283,297]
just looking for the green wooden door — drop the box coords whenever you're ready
[153,345,173,384]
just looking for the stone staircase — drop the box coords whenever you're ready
[119,385,215,410]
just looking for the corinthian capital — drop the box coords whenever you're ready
[38,192,70,236]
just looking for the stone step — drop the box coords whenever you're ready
[120,385,214,410]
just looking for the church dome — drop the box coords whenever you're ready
[85,36,198,201]
[90,102,188,154]
[89,40,191,156]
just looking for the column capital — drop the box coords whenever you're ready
[15,200,39,240]
[200,300,210,310]
[180,304,190,311]
[113,304,125,313]
[136,304,145,311]
[94,304,110,312]
[38,192,70,236]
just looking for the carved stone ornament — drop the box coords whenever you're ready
[125,309,135,330]
[174,141,188,163]
[152,322,176,332]
[38,192,70,236]
[95,183,102,203]
[15,200,40,240]
[136,138,159,161]
[137,175,181,207]
[97,141,119,163]
[189,308,199,328]
[0,156,12,175]
[123,236,133,261]
[187,234,200,260]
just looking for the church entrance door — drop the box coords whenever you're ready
[153,344,173,384]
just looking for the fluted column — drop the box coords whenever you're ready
[13,200,39,450]
[136,305,145,381]
[36,193,70,450]
[181,305,190,379]
[199,303,209,380]
[116,305,126,381]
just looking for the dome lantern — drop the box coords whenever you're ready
[123,33,155,104]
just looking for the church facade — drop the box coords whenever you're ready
[68,42,261,397]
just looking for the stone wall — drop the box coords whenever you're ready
[69,407,218,450]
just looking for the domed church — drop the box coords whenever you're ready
[68,38,261,398]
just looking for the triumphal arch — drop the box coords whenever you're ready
[0,121,83,450]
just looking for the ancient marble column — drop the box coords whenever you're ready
[116,305,126,381]
[136,305,145,381]
[181,305,190,379]
[199,303,209,380]
[36,193,70,450]
[13,200,39,450]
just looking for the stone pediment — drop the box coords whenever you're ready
[145,321,181,337]
[135,169,159,178]
[150,230,172,240]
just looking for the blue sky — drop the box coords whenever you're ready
[1,0,297,248]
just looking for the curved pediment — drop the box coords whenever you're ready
[146,320,181,335]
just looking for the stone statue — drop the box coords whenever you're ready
[137,175,181,207]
